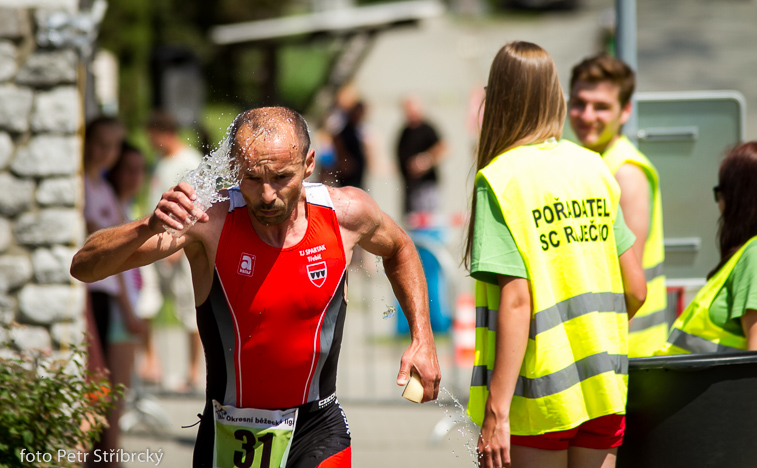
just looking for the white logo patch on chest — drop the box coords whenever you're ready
[307,261,327,287]
[238,253,255,276]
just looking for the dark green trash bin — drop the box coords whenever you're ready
[618,352,757,468]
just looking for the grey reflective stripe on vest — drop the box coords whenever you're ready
[470,352,627,399]
[667,328,742,354]
[644,262,664,282]
[529,292,627,340]
[476,306,497,331]
[629,308,668,333]
[515,353,627,399]
[470,364,492,388]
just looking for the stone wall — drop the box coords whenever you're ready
[0,2,87,352]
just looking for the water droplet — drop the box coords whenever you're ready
[382,306,396,319]
[436,387,481,465]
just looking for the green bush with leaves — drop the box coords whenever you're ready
[0,331,121,468]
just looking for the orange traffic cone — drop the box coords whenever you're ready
[453,293,476,368]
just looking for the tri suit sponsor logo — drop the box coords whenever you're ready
[300,243,328,262]
[300,244,326,256]
[318,393,337,409]
[307,261,327,287]
[238,253,255,276]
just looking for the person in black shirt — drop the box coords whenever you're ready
[396,97,447,215]
[331,101,368,189]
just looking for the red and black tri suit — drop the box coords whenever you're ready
[193,183,352,467]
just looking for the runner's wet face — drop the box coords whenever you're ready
[568,80,629,153]
[235,124,307,226]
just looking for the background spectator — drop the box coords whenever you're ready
[396,96,446,215]
[330,101,369,189]
[83,117,147,465]
[145,110,203,392]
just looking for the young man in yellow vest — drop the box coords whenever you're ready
[569,55,667,358]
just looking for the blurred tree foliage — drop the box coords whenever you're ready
[97,0,155,131]
[97,0,328,132]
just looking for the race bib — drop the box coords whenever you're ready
[212,400,298,468]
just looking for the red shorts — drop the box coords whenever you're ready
[510,414,625,451]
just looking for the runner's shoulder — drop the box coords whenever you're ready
[327,186,380,225]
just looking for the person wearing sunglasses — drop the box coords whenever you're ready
[657,141,757,354]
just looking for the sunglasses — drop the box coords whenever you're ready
[713,185,723,203]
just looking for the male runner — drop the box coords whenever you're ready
[71,107,441,467]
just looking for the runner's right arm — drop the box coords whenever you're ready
[71,182,208,283]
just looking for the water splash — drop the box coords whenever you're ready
[164,123,240,237]
[182,132,239,203]
[382,306,396,319]
[436,387,481,466]
[374,255,385,274]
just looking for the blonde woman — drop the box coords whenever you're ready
[465,41,646,468]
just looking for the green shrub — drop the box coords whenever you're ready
[0,330,121,468]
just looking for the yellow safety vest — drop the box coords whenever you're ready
[603,136,667,357]
[655,237,757,355]
[467,139,628,436]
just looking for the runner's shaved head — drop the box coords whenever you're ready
[229,107,311,163]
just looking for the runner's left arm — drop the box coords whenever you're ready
[335,187,441,402]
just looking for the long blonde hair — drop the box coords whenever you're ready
[463,41,566,270]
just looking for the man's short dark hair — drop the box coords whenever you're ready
[570,54,636,108]
[229,107,311,161]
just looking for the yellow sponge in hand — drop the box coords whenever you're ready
[402,370,424,403]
